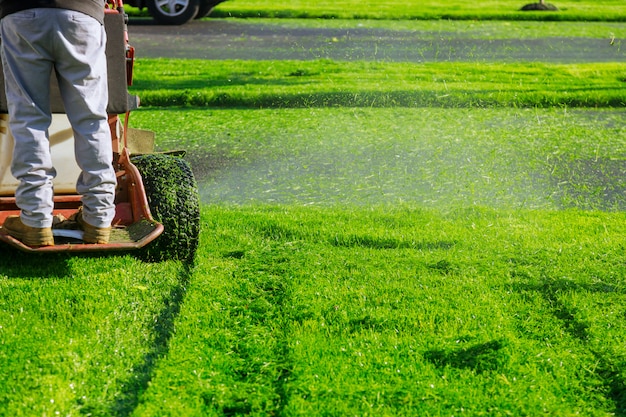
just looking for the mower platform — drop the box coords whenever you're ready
[0,218,163,254]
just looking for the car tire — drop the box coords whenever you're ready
[195,0,224,19]
[147,0,200,25]
[132,154,200,263]
[195,4,214,18]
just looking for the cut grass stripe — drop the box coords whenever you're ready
[131,60,626,108]
[132,206,626,416]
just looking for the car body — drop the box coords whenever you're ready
[124,0,226,25]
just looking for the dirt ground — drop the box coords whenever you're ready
[127,18,624,63]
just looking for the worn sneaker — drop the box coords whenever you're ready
[75,211,111,244]
[2,216,54,247]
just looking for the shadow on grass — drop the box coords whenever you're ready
[0,244,71,278]
[244,217,457,251]
[138,89,626,109]
[513,278,626,416]
[0,241,196,415]
[424,339,509,373]
[331,234,456,251]
[106,261,194,417]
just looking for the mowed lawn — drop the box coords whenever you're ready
[2,1,626,416]
[212,0,626,20]
[134,204,626,416]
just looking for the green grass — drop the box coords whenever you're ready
[0,255,189,415]
[3,3,626,416]
[210,0,626,21]
[112,205,626,415]
[3,204,626,416]
[6,206,625,415]
[131,60,626,108]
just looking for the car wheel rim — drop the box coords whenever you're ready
[154,0,190,16]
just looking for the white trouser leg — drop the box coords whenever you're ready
[1,10,55,228]
[1,9,116,229]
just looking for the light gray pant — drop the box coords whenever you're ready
[0,8,116,229]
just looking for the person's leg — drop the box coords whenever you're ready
[1,9,56,229]
[53,10,116,233]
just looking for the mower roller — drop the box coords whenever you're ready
[0,1,200,262]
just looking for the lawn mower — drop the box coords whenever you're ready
[0,0,200,262]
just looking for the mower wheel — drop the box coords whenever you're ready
[132,154,200,262]
[147,0,200,25]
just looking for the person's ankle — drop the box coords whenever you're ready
[76,211,111,244]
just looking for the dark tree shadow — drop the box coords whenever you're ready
[424,339,509,374]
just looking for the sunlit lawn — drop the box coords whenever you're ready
[211,0,626,21]
[2,3,626,416]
